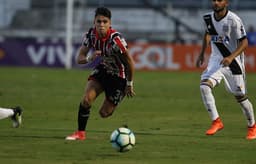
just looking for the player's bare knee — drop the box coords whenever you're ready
[81,98,91,108]
[235,95,248,103]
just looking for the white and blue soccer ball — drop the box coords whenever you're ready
[110,127,136,152]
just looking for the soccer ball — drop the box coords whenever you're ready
[110,127,136,152]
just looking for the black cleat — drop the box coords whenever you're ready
[11,106,23,128]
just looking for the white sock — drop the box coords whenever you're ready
[239,99,255,127]
[0,107,14,120]
[200,85,219,121]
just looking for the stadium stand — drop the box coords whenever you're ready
[0,0,30,28]
[0,0,256,43]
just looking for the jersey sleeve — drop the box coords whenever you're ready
[203,13,212,34]
[111,32,128,54]
[82,28,94,48]
[233,16,247,40]
[204,19,209,34]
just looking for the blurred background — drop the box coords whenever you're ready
[0,0,256,71]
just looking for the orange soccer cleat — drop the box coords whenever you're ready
[65,131,86,140]
[206,118,224,135]
[246,124,256,140]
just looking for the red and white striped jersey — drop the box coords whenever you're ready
[82,27,128,78]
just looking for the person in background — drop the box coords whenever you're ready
[196,0,256,140]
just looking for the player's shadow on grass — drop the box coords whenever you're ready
[0,134,64,139]
[0,128,215,140]
[89,129,206,138]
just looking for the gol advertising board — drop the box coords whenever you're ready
[1,38,256,72]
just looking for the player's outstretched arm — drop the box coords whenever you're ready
[77,46,90,64]
[196,32,211,68]
[123,49,135,98]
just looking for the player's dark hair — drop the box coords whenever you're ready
[95,7,111,19]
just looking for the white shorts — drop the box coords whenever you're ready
[201,56,246,96]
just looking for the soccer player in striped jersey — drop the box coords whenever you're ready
[66,7,135,140]
[196,0,256,139]
[0,106,23,128]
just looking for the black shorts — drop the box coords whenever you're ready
[89,66,126,106]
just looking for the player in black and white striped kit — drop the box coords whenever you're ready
[196,0,256,139]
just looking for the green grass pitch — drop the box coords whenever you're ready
[0,67,256,164]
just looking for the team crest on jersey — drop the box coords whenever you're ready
[222,24,229,33]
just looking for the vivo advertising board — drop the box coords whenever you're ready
[1,38,256,72]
